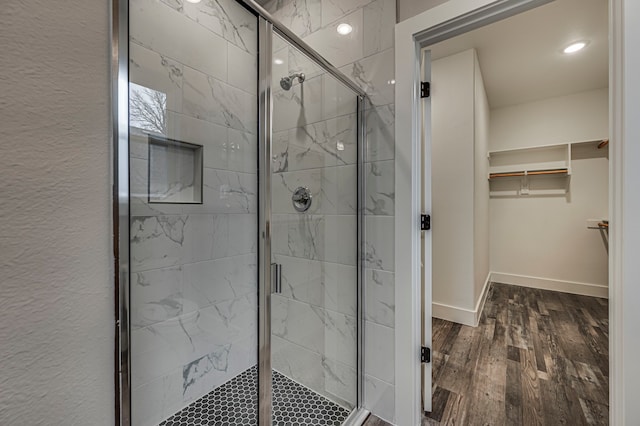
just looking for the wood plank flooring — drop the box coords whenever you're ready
[424,283,609,425]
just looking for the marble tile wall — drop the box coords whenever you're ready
[270,34,359,409]
[128,0,258,425]
[263,0,397,421]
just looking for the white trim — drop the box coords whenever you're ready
[432,273,491,327]
[432,303,477,327]
[433,271,610,328]
[492,273,609,299]
[475,273,492,324]
[394,10,423,422]
[609,0,624,423]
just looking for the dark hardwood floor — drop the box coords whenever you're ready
[363,283,609,426]
[424,283,609,425]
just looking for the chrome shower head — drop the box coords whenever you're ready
[280,72,305,91]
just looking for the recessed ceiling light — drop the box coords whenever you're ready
[186,0,201,3]
[563,41,587,54]
[336,23,353,36]
[274,58,284,65]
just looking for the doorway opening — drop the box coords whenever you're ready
[420,0,609,423]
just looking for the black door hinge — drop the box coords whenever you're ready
[420,82,430,98]
[421,214,431,231]
[421,346,431,363]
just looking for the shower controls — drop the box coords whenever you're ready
[292,187,312,212]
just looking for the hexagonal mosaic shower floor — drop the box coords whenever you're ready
[159,366,350,426]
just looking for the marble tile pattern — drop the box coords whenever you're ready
[269,36,359,410]
[128,0,399,423]
[263,0,398,422]
[128,1,259,425]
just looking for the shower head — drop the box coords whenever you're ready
[280,72,305,91]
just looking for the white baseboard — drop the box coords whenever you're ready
[432,272,608,327]
[491,272,608,299]
[432,273,491,327]
[474,273,491,324]
[432,302,476,327]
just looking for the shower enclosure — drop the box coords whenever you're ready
[113,0,367,425]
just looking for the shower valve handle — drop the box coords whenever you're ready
[292,187,312,212]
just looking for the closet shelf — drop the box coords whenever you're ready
[489,168,568,179]
[488,139,606,196]
[488,143,572,181]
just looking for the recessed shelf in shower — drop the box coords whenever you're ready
[147,135,203,204]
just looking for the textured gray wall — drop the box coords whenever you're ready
[0,1,114,424]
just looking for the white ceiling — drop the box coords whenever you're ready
[427,0,608,109]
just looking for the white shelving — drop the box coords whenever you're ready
[488,143,571,178]
[488,139,606,196]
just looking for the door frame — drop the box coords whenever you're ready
[395,0,630,424]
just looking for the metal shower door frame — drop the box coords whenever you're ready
[257,16,273,426]
[113,0,368,424]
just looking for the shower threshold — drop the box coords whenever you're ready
[159,366,350,426]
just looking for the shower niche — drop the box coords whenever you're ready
[148,136,203,204]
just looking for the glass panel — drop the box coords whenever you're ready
[271,32,360,423]
[128,1,258,425]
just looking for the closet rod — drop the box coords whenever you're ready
[489,171,525,178]
[598,139,609,149]
[526,169,568,176]
[489,168,568,179]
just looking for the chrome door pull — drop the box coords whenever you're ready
[271,263,282,293]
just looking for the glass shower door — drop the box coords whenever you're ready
[128,1,259,425]
[269,32,361,424]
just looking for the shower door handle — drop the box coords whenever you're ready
[271,263,282,294]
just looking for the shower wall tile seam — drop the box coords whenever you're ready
[181,61,259,98]
[270,257,358,268]
[156,0,258,55]
[274,165,361,173]
[339,45,396,65]
[318,0,380,29]
[129,248,256,270]
[363,373,395,388]
[273,253,358,265]
[272,301,358,325]
[272,335,358,369]
[130,40,260,99]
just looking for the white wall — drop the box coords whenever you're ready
[620,1,640,421]
[0,1,114,425]
[473,51,491,304]
[397,0,450,22]
[489,89,609,293]
[432,50,475,311]
[490,88,609,150]
[431,49,490,321]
